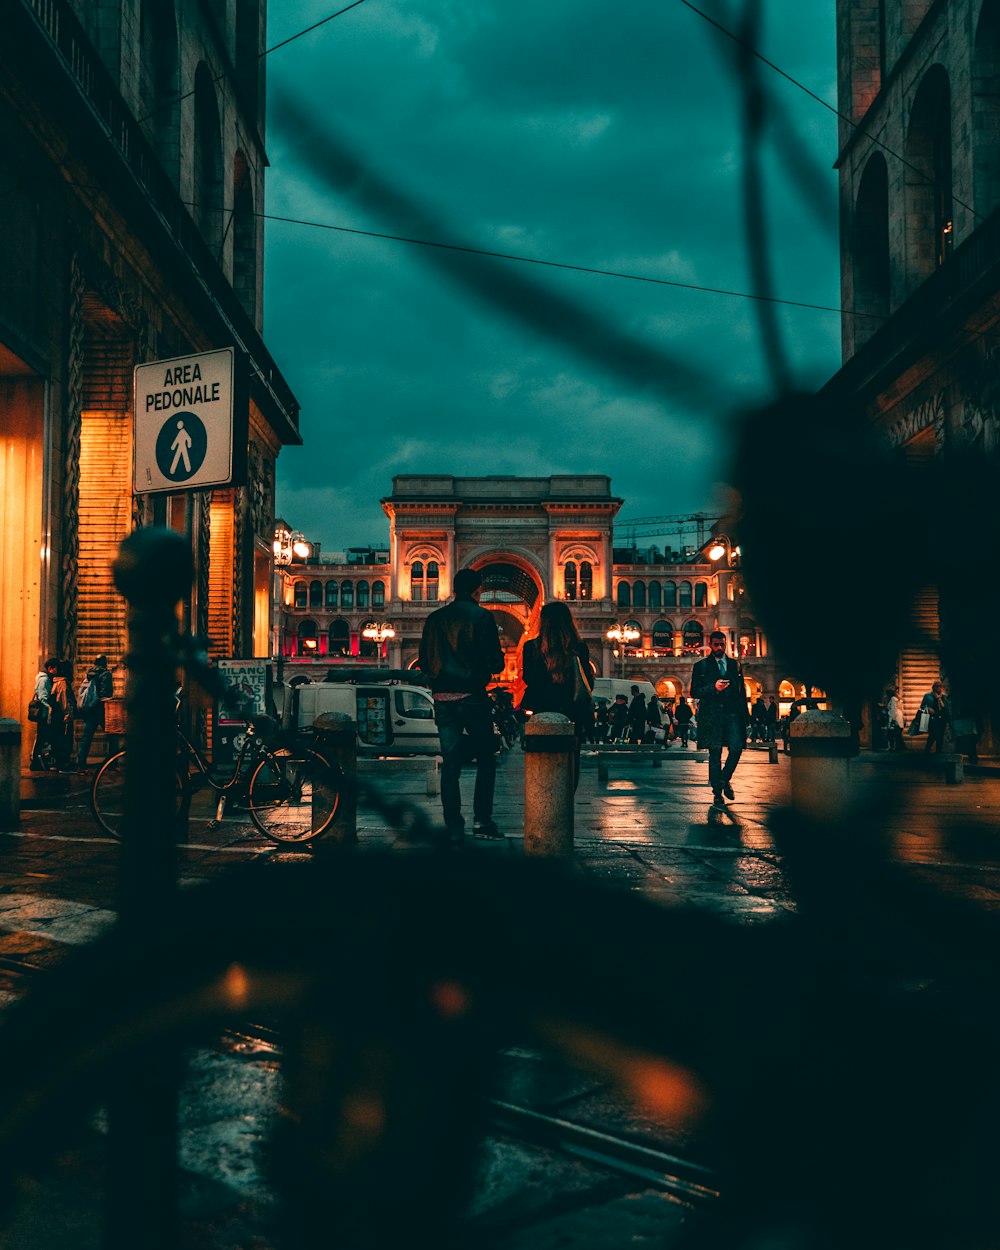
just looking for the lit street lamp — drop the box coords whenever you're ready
[606,623,640,679]
[362,621,396,668]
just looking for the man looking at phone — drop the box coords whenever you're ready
[691,630,749,806]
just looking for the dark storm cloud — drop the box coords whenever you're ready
[263,0,841,547]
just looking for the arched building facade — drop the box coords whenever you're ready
[276,475,799,708]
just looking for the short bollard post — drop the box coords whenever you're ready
[523,712,575,857]
[789,710,853,822]
[313,712,358,846]
[0,719,21,831]
[427,754,442,797]
[768,739,778,764]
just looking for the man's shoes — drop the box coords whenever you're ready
[472,820,504,840]
[723,782,735,800]
[712,791,726,807]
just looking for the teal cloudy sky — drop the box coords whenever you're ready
[262,0,841,551]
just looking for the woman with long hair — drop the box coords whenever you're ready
[519,601,593,785]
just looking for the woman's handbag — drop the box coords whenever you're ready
[909,708,930,735]
[27,698,47,724]
[568,655,594,727]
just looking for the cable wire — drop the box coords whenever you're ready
[677,0,983,224]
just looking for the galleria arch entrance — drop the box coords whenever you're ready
[473,558,545,686]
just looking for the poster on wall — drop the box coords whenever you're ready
[213,660,270,770]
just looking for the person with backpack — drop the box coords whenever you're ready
[76,655,114,773]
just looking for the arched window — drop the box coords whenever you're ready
[682,620,704,653]
[329,620,350,656]
[633,580,646,609]
[356,580,370,609]
[341,580,354,609]
[905,65,952,289]
[663,581,677,607]
[617,581,631,608]
[410,561,423,603]
[974,1,1000,218]
[193,63,224,253]
[564,560,577,601]
[426,561,439,602]
[853,154,890,339]
[579,561,593,600]
[651,619,673,649]
[297,619,318,656]
[679,580,693,608]
[372,580,385,608]
[309,580,323,608]
[648,580,661,609]
[294,581,307,609]
[325,580,338,609]
[233,152,257,323]
[694,581,707,607]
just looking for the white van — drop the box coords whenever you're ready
[591,677,658,706]
[278,680,441,757]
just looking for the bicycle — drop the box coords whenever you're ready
[89,716,341,844]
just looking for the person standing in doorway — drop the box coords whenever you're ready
[419,568,505,842]
[691,631,748,806]
[885,687,905,752]
[921,680,951,754]
[75,655,114,773]
[30,658,59,770]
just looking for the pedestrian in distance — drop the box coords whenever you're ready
[885,687,905,752]
[921,680,951,754]
[519,601,593,789]
[674,696,693,747]
[76,655,114,773]
[418,568,505,843]
[626,685,647,744]
[751,696,767,743]
[691,630,749,807]
[765,696,779,742]
[609,693,629,742]
[593,698,610,743]
[29,657,59,771]
[644,692,662,744]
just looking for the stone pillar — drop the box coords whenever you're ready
[523,712,575,857]
[789,710,853,822]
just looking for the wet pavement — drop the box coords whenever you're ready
[4,746,1000,1246]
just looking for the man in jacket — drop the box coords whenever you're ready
[691,630,749,806]
[626,686,647,744]
[419,568,505,841]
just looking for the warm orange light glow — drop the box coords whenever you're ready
[292,540,311,559]
[221,962,250,1008]
[708,541,727,561]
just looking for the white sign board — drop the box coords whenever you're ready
[134,348,236,493]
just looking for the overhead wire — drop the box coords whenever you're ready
[677,0,984,224]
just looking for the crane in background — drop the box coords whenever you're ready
[613,512,719,557]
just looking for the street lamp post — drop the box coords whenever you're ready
[606,623,640,679]
[362,622,396,668]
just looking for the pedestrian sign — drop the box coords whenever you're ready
[134,348,247,494]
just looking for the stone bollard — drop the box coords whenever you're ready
[789,710,853,822]
[312,712,358,846]
[523,712,576,857]
[426,754,442,797]
[0,719,21,831]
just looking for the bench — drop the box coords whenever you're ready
[592,744,707,785]
[860,751,964,784]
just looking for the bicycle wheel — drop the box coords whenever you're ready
[248,747,340,843]
[90,751,189,840]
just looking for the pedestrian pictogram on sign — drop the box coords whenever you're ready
[155,413,208,482]
[134,348,247,494]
